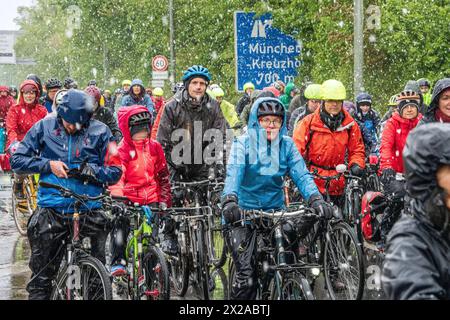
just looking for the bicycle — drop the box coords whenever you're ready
[38,181,113,300]
[11,174,39,236]
[110,201,170,300]
[168,179,227,300]
[227,206,316,300]
[309,166,365,300]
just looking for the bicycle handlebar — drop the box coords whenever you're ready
[39,181,106,201]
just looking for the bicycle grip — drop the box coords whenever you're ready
[39,181,66,191]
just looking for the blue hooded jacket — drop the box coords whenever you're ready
[223,97,320,210]
[120,79,154,114]
[11,90,122,213]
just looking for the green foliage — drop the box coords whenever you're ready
[13,0,448,111]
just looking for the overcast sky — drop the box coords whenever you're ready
[0,0,35,31]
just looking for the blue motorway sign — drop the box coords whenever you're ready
[234,11,302,91]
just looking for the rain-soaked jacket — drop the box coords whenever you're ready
[109,105,171,206]
[354,106,381,155]
[293,107,365,196]
[279,82,296,109]
[380,111,421,174]
[10,91,122,213]
[223,97,320,210]
[120,79,154,114]
[6,80,47,148]
[156,89,227,180]
[0,86,15,121]
[381,123,450,300]
[419,78,450,125]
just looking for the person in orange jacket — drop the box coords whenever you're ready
[293,80,366,207]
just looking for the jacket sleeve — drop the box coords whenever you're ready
[109,163,126,197]
[156,103,175,168]
[222,137,245,199]
[292,115,310,157]
[286,139,320,201]
[144,95,155,114]
[120,95,130,107]
[240,104,251,126]
[10,120,52,174]
[154,142,172,206]
[89,134,122,185]
[347,122,366,168]
[381,233,445,300]
[5,106,18,147]
[104,108,122,142]
[151,104,165,140]
[379,119,395,171]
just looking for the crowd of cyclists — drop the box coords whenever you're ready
[0,67,448,300]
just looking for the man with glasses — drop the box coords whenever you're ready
[293,79,366,208]
[221,97,333,299]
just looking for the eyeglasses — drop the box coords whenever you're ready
[259,118,283,128]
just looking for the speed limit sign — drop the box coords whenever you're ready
[152,55,169,72]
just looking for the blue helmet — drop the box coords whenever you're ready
[356,92,372,106]
[182,65,211,84]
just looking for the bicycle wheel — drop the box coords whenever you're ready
[323,222,365,300]
[270,272,315,300]
[51,255,113,300]
[211,215,227,268]
[209,267,229,300]
[352,191,364,245]
[11,182,32,236]
[196,221,210,300]
[169,246,189,297]
[142,246,170,300]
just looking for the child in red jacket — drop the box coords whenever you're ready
[109,105,171,276]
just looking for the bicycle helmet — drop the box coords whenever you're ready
[88,80,97,86]
[122,80,132,87]
[304,84,322,100]
[256,99,285,118]
[182,65,211,84]
[396,90,420,113]
[388,94,398,106]
[212,87,224,98]
[45,78,62,90]
[172,82,184,94]
[321,79,346,100]
[417,78,431,88]
[54,89,68,107]
[64,77,76,89]
[243,82,255,92]
[129,110,153,136]
[84,86,102,104]
[356,92,372,106]
[153,87,164,97]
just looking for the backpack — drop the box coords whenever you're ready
[360,191,387,242]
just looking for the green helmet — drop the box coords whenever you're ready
[388,94,398,106]
[243,82,255,91]
[320,79,346,100]
[304,84,322,100]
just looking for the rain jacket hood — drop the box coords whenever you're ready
[426,78,450,117]
[19,80,41,105]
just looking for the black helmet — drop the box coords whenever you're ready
[26,74,43,94]
[172,82,184,94]
[129,110,153,127]
[256,99,285,118]
[417,78,431,88]
[64,77,75,89]
[45,78,62,90]
[356,92,372,106]
[88,80,97,86]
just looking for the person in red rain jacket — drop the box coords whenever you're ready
[151,87,165,115]
[380,90,422,194]
[0,86,15,121]
[109,105,171,276]
[4,80,46,195]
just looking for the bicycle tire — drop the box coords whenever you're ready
[211,217,227,268]
[11,186,30,236]
[169,247,189,297]
[209,267,229,300]
[196,221,210,300]
[323,221,365,300]
[51,254,113,300]
[270,272,315,300]
[142,246,170,300]
[352,191,364,245]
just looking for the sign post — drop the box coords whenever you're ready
[151,55,169,88]
[234,12,302,92]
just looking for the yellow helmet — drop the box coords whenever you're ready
[122,80,131,86]
[153,87,164,96]
[304,84,322,100]
[212,87,225,97]
[243,82,255,91]
[320,79,346,100]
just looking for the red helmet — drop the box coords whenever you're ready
[84,86,101,103]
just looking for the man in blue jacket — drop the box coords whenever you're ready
[221,97,333,300]
[11,89,122,300]
[120,79,154,114]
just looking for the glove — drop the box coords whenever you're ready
[308,194,334,220]
[385,180,406,199]
[381,168,396,185]
[221,194,241,224]
[80,162,96,178]
[350,164,365,177]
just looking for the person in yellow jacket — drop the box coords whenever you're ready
[209,86,242,135]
